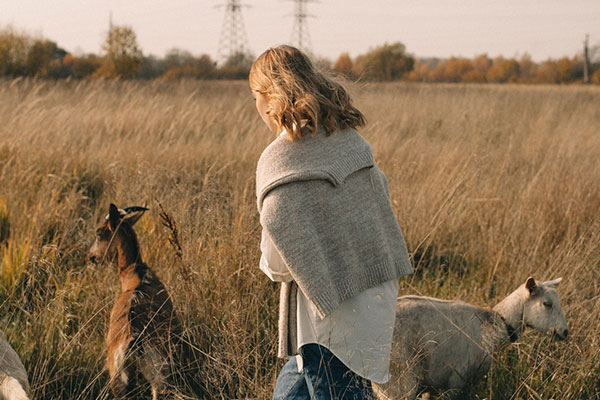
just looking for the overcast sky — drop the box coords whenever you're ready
[2,0,600,62]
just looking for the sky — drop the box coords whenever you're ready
[2,0,600,62]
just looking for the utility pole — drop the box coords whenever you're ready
[217,0,250,66]
[290,0,315,55]
[583,34,590,84]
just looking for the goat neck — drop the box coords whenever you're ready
[118,263,150,293]
[492,285,527,341]
[114,227,144,283]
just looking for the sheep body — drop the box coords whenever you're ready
[0,331,30,400]
[378,296,507,399]
[375,277,567,399]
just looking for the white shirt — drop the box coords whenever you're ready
[260,230,398,384]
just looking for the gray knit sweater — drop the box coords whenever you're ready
[256,128,413,318]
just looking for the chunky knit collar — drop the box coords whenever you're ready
[256,128,374,211]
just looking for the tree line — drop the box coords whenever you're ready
[0,25,251,80]
[332,44,600,84]
[1,24,599,84]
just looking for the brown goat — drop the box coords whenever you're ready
[88,204,184,400]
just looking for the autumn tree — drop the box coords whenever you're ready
[535,60,559,83]
[96,25,143,79]
[136,55,165,79]
[216,51,253,79]
[460,54,491,83]
[164,48,195,70]
[67,54,102,79]
[472,54,491,74]
[443,57,473,82]
[315,57,332,71]
[161,48,216,80]
[406,59,437,82]
[592,69,600,84]
[429,60,446,82]
[461,69,487,83]
[26,39,66,76]
[556,57,574,83]
[518,53,537,83]
[0,26,30,76]
[353,42,414,81]
[487,56,520,83]
[333,53,354,77]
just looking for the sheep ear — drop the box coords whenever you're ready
[525,277,538,295]
[108,204,121,231]
[123,206,148,226]
[544,277,562,287]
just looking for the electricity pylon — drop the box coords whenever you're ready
[289,0,315,55]
[217,0,250,65]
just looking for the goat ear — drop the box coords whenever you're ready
[123,206,148,226]
[525,277,538,295]
[108,204,121,231]
[544,277,562,287]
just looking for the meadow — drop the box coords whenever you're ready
[0,78,599,399]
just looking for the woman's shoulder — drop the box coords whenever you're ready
[259,128,370,164]
[255,128,374,208]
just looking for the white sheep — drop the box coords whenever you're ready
[0,330,30,400]
[375,277,567,400]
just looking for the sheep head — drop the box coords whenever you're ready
[522,277,568,340]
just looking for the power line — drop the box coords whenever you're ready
[289,0,316,55]
[216,0,251,65]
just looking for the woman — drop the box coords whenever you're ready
[251,45,412,399]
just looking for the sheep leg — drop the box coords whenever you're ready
[138,345,169,400]
[444,370,468,399]
[374,369,419,400]
[400,375,419,400]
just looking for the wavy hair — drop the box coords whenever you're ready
[249,45,366,140]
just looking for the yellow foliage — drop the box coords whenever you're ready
[333,53,353,77]
[461,69,486,83]
[0,198,8,244]
[1,238,30,289]
[556,57,574,83]
[91,59,118,79]
[353,42,414,81]
[471,54,491,74]
[97,25,143,79]
[0,26,30,75]
[487,57,520,83]
[592,69,600,84]
[444,57,473,83]
[517,54,538,83]
[535,60,559,83]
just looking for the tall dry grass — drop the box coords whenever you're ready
[0,78,598,399]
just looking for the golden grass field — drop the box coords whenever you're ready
[0,78,599,399]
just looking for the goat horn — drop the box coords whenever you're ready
[123,206,149,214]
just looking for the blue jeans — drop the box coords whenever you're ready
[273,344,374,400]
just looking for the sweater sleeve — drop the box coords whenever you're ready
[260,229,293,282]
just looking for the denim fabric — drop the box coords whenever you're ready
[273,354,311,400]
[273,344,374,400]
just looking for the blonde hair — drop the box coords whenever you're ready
[249,45,366,140]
